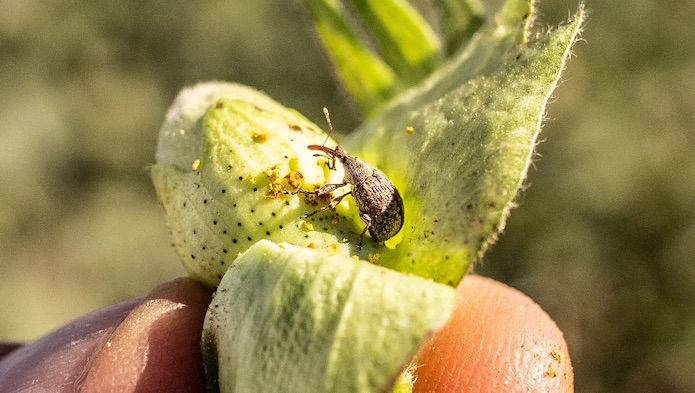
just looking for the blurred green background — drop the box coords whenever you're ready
[1,0,693,391]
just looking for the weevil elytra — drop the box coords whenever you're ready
[293,108,404,249]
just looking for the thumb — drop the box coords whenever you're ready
[412,275,573,393]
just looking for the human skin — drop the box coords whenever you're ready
[0,276,573,392]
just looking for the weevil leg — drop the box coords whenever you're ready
[302,191,352,219]
[311,154,336,170]
[285,182,346,197]
[297,184,342,196]
[357,214,372,251]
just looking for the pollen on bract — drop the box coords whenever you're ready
[285,171,304,190]
[301,221,314,232]
[252,132,267,143]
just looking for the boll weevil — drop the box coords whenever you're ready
[291,108,404,250]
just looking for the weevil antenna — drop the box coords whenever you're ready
[321,107,333,147]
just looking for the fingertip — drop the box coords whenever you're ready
[413,275,573,393]
[0,297,141,392]
[79,278,212,392]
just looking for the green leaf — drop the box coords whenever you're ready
[346,0,444,84]
[343,4,586,285]
[436,0,486,55]
[302,0,398,115]
[389,365,415,393]
[202,240,456,393]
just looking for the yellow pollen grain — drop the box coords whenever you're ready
[301,221,314,231]
[545,364,557,378]
[264,164,286,198]
[264,183,286,199]
[368,254,380,263]
[307,242,317,249]
[550,350,563,362]
[264,164,281,180]
[252,132,267,143]
[405,126,415,135]
[191,159,201,171]
[285,171,304,190]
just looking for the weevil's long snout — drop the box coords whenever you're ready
[307,145,343,158]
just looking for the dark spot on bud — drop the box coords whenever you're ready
[279,225,284,229]
[247,236,252,241]
[203,199,208,204]
[218,274,223,279]
[227,165,232,170]
[233,203,237,207]
[265,231,270,235]
[202,246,206,250]
[253,187,257,192]
[223,249,228,253]
[193,230,197,235]
[271,212,276,216]
[238,176,243,181]
[191,254,196,259]
[259,222,263,226]
[213,220,217,225]
[250,209,255,213]
[220,261,225,265]
[221,189,226,193]
[183,202,187,207]
[233,239,237,243]
[237,222,242,227]
[285,201,290,206]
[223,230,227,234]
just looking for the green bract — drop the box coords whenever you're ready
[152,84,356,287]
[151,0,583,391]
[344,3,584,285]
[203,241,456,393]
